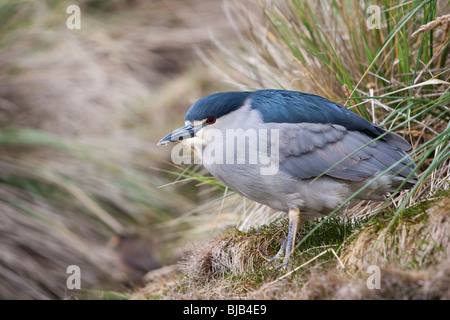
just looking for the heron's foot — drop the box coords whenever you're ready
[257,239,287,269]
[257,208,303,270]
[257,242,293,270]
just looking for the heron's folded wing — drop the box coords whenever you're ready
[271,123,415,181]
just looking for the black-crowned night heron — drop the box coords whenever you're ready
[158,89,417,269]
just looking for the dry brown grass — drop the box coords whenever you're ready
[342,197,450,272]
[272,258,450,299]
[412,13,450,37]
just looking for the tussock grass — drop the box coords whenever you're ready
[144,215,364,299]
[135,195,450,300]
[342,192,450,271]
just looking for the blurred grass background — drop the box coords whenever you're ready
[1,0,449,300]
[0,0,237,299]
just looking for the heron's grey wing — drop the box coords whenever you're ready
[272,123,415,182]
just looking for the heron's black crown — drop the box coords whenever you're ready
[184,91,251,123]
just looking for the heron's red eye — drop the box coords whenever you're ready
[206,116,216,125]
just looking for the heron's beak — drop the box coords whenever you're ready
[157,124,202,146]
